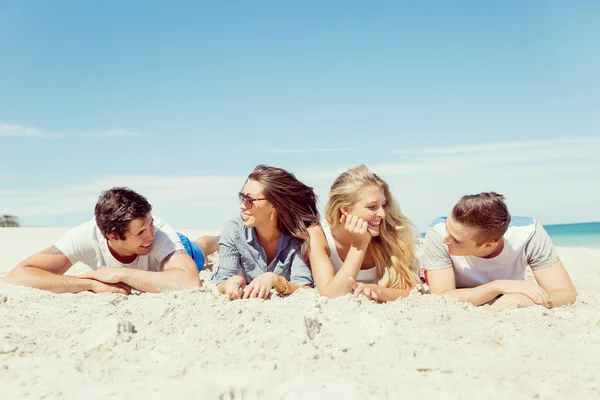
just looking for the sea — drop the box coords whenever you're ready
[420,221,600,248]
[544,222,600,248]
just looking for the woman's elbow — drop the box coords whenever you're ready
[315,285,345,299]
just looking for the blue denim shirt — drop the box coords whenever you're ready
[211,216,314,286]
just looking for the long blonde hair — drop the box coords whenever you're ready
[324,165,420,289]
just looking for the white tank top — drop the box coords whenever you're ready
[321,221,377,283]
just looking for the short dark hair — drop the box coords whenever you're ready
[452,192,511,245]
[247,165,320,260]
[94,187,152,240]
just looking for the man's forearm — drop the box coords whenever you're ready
[119,268,200,293]
[438,282,501,306]
[3,266,92,294]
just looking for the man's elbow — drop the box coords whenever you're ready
[549,287,578,307]
[3,265,30,287]
[181,272,201,289]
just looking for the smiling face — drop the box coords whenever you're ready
[239,179,274,228]
[344,184,387,236]
[442,214,496,257]
[107,213,156,257]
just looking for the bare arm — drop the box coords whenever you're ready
[3,246,129,295]
[371,285,412,302]
[272,274,307,295]
[429,267,554,307]
[2,246,95,293]
[427,267,502,306]
[533,259,577,308]
[114,250,201,293]
[308,225,367,298]
[350,277,412,302]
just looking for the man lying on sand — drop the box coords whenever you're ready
[3,187,211,294]
[422,192,577,311]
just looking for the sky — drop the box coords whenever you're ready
[1,0,599,233]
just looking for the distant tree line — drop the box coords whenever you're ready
[0,215,20,227]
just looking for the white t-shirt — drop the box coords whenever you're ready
[423,216,558,288]
[321,221,377,283]
[55,218,184,272]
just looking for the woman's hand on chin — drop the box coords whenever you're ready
[340,214,372,247]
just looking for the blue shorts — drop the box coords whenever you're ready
[177,233,205,271]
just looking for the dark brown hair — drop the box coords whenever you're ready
[247,165,320,260]
[95,187,152,240]
[452,192,511,245]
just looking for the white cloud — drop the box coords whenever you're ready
[299,138,600,230]
[264,144,356,153]
[79,129,151,138]
[392,137,600,156]
[299,138,599,181]
[1,137,599,231]
[0,174,245,217]
[0,123,49,137]
[0,122,153,138]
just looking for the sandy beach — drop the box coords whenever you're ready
[0,227,599,399]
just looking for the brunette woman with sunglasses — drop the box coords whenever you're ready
[211,165,320,300]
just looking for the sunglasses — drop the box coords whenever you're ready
[238,192,268,209]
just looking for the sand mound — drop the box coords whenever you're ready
[1,244,599,399]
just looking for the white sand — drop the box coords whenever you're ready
[0,227,599,399]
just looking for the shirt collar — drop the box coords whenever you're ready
[245,225,255,243]
[245,225,291,249]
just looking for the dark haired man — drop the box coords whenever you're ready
[3,187,206,294]
[423,192,577,310]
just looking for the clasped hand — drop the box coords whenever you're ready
[80,267,131,295]
[224,272,278,300]
[495,279,551,308]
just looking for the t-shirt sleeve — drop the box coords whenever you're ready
[423,228,453,270]
[526,221,559,270]
[289,251,314,286]
[211,220,243,284]
[55,223,97,265]
[151,222,185,267]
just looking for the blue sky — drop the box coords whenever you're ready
[1,0,599,232]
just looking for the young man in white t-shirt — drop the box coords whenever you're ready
[3,187,204,294]
[423,192,577,310]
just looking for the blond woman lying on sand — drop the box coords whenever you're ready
[212,165,319,300]
[307,165,421,302]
